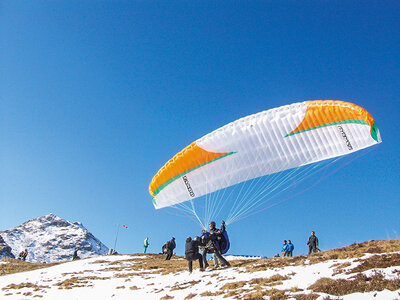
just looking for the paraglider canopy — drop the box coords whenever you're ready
[149,100,381,227]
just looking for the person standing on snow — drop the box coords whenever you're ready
[144,237,149,253]
[163,237,176,260]
[286,240,294,257]
[281,240,288,257]
[307,231,319,254]
[185,236,204,273]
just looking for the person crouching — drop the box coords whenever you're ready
[185,236,204,273]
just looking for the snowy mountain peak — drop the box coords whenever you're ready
[0,214,109,263]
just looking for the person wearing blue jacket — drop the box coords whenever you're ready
[286,240,294,257]
[281,240,288,257]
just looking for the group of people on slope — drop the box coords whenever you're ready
[279,231,319,257]
[281,240,294,257]
[185,220,231,273]
[307,231,319,254]
[156,220,230,273]
[146,229,320,273]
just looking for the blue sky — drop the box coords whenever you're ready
[1,1,399,258]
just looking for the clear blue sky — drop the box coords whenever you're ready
[1,1,399,257]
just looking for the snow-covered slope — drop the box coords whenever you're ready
[0,214,108,263]
[0,249,399,299]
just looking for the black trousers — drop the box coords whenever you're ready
[165,249,173,260]
[187,253,203,272]
[308,245,317,255]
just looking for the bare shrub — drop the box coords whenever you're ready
[332,262,352,275]
[347,253,400,274]
[184,293,197,299]
[309,272,400,296]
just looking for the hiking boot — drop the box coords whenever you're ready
[199,268,205,272]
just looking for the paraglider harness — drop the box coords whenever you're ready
[201,230,230,255]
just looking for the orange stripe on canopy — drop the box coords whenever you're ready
[149,142,231,197]
[288,100,375,136]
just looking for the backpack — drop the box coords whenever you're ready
[218,231,230,255]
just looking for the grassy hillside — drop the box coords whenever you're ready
[1,239,399,299]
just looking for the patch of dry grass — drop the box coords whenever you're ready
[309,271,400,296]
[347,253,400,274]
[160,294,174,299]
[219,274,290,292]
[238,239,400,273]
[238,256,308,273]
[292,293,319,300]
[221,281,247,290]
[54,276,110,289]
[309,239,400,262]
[184,293,197,299]
[216,275,291,299]
[200,290,224,297]
[114,272,141,278]
[249,274,289,286]
[97,254,188,275]
[2,282,50,292]
[0,258,59,276]
[332,262,352,275]
[129,285,139,290]
[242,288,288,300]
[170,280,201,291]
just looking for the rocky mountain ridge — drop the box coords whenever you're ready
[0,214,109,263]
[0,235,14,259]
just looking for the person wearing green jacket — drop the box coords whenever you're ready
[144,237,149,253]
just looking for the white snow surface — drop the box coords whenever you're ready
[224,255,264,260]
[0,214,109,263]
[0,251,399,299]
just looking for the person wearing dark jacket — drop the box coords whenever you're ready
[307,231,319,254]
[202,221,230,268]
[185,236,204,273]
[163,237,176,260]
